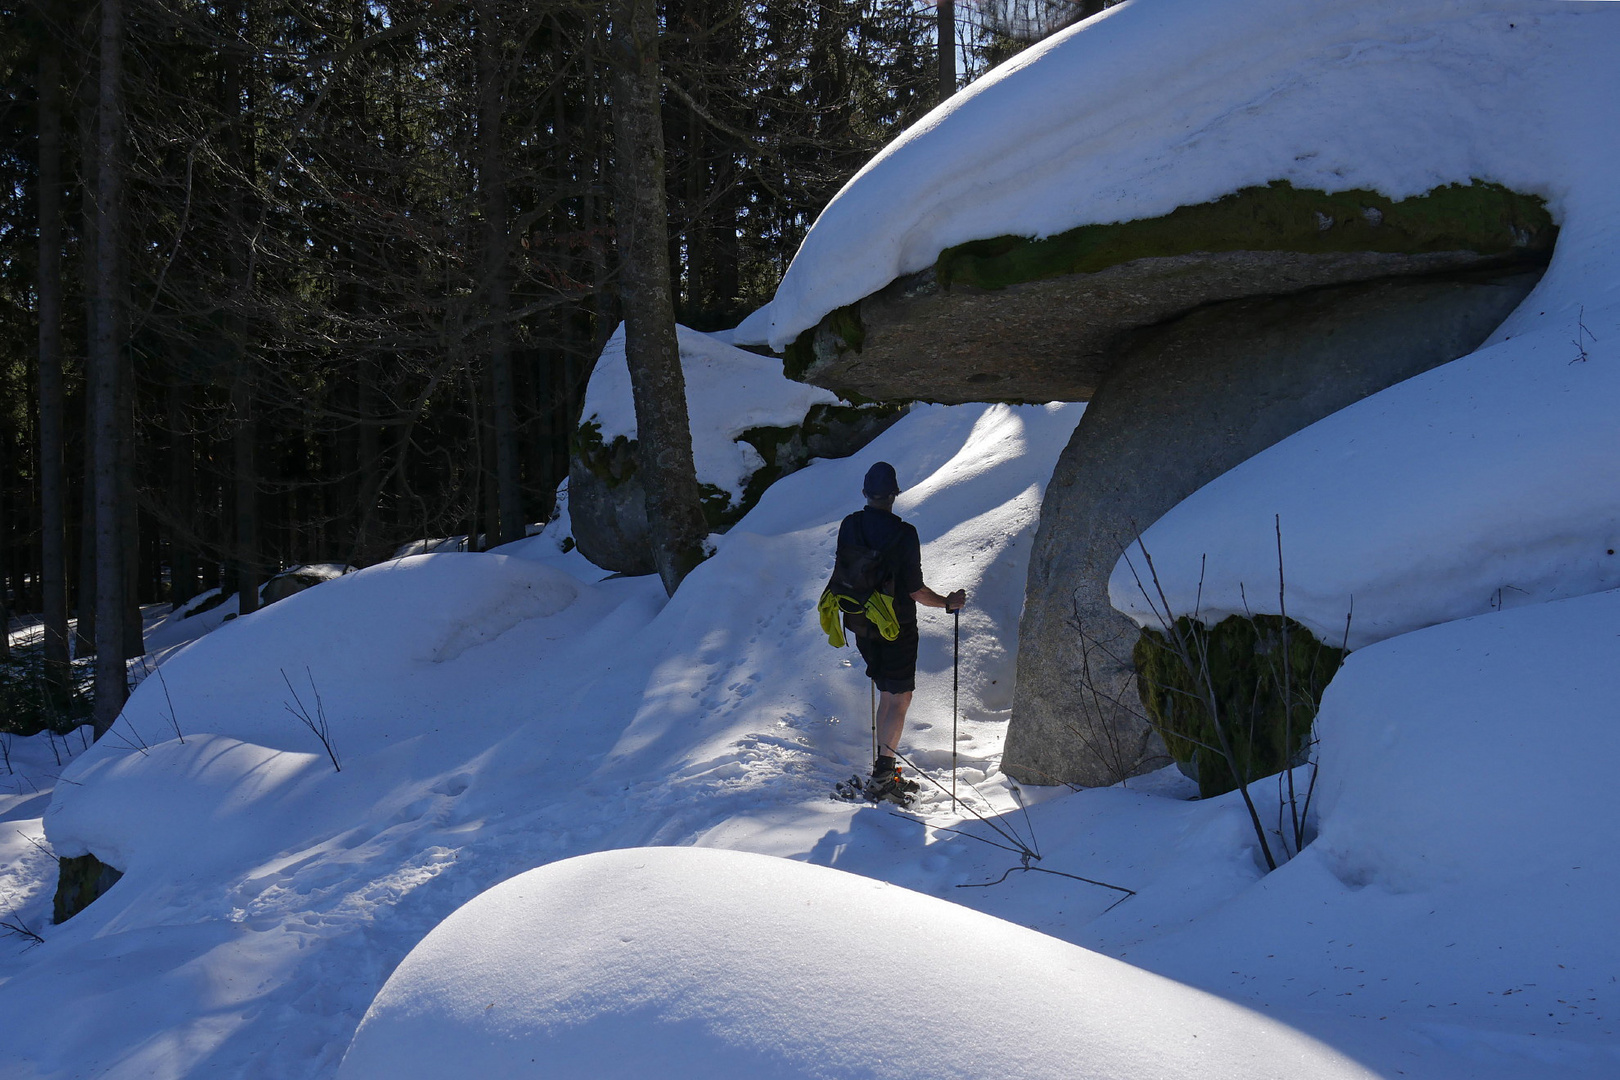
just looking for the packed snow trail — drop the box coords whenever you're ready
[2,404,1099,1079]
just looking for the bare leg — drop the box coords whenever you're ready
[875,690,914,760]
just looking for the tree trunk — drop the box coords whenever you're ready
[938,0,956,101]
[477,2,523,548]
[478,369,500,551]
[353,353,381,564]
[75,455,96,659]
[90,0,128,737]
[233,375,261,616]
[167,381,197,606]
[0,487,9,663]
[36,38,70,700]
[230,0,263,613]
[610,0,708,595]
[74,31,98,663]
[119,340,142,656]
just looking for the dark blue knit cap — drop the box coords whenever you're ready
[863,461,900,498]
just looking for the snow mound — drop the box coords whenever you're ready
[143,564,354,662]
[1125,587,1620,1058]
[583,323,839,498]
[337,847,1375,1080]
[734,0,1613,351]
[45,734,323,872]
[1106,300,1620,647]
[1310,585,1620,895]
[105,553,584,756]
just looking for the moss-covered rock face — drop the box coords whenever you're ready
[1133,615,1347,800]
[730,403,904,519]
[571,420,639,491]
[54,853,124,924]
[935,181,1553,291]
[784,302,867,384]
[568,403,906,574]
[568,421,657,576]
[783,181,1555,403]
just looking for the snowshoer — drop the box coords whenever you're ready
[823,461,965,804]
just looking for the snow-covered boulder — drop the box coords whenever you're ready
[1120,588,1620,1049]
[75,553,587,764]
[259,562,352,607]
[569,324,901,574]
[730,0,1566,400]
[337,847,1376,1080]
[1309,588,1620,893]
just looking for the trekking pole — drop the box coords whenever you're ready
[952,607,960,812]
[870,678,877,767]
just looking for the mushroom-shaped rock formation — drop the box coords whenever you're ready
[733,0,1614,785]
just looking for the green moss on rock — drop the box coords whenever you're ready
[734,402,906,516]
[573,402,906,538]
[54,853,123,924]
[784,302,866,383]
[936,180,1554,292]
[1134,614,1347,800]
[571,419,640,490]
[786,181,1555,371]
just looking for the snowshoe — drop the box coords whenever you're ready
[862,769,917,807]
[830,774,870,802]
[830,771,916,807]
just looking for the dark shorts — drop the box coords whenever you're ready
[855,624,919,694]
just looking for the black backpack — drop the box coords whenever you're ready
[817,516,902,645]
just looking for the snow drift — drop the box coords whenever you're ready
[337,847,1375,1080]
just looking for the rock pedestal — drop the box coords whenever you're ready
[1002,270,1541,786]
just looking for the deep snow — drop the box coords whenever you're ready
[337,848,1376,1080]
[6,396,1619,1079]
[6,0,1620,1075]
